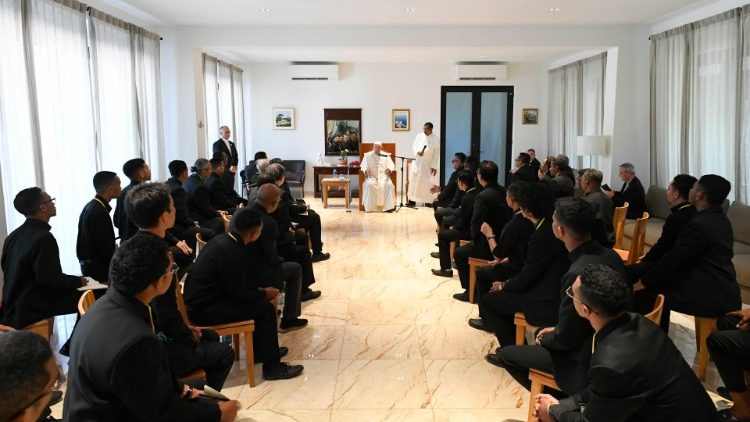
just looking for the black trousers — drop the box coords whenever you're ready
[475,265,516,316]
[279,262,303,321]
[434,206,459,228]
[496,345,555,391]
[279,242,315,289]
[708,316,750,393]
[454,242,492,290]
[80,260,110,283]
[163,330,235,389]
[437,228,469,270]
[190,298,281,370]
[293,211,323,254]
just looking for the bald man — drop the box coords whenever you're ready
[248,185,308,331]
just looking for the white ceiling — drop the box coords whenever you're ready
[119,0,708,26]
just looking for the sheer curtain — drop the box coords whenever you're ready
[202,54,219,156]
[742,5,750,201]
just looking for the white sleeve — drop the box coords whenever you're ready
[412,135,422,155]
[360,153,369,173]
[387,156,395,171]
[430,137,440,169]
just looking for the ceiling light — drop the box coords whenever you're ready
[479,55,487,59]
[259,8,271,12]
[549,7,560,12]
[405,8,416,12]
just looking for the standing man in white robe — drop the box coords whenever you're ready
[408,122,440,205]
[361,142,396,212]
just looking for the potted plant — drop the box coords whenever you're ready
[338,146,350,165]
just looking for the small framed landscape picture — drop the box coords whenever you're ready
[392,109,410,131]
[521,108,539,125]
[273,107,295,130]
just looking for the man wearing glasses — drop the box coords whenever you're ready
[1,188,88,330]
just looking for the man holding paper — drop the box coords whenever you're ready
[361,142,396,212]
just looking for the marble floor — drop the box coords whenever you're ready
[51,200,725,421]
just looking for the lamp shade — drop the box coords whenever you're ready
[576,135,609,156]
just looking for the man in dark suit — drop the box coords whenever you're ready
[580,169,615,247]
[432,171,478,277]
[212,125,239,193]
[452,161,512,301]
[63,235,240,421]
[548,157,575,198]
[492,198,627,395]
[509,152,538,184]
[473,183,569,346]
[534,264,719,422]
[205,157,242,214]
[1,188,87,329]
[183,159,226,234]
[77,171,121,283]
[604,162,646,219]
[434,152,466,209]
[528,148,541,174]
[636,174,741,331]
[244,151,267,188]
[113,158,151,243]
[165,160,216,251]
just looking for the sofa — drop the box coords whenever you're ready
[623,186,750,303]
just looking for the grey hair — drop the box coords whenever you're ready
[266,163,286,182]
[219,125,229,132]
[619,163,635,174]
[256,158,270,173]
[584,169,603,186]
[191,158,210,173]
[556,154,570,168]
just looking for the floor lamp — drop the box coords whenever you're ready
[576,135,609,169]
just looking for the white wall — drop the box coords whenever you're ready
[245,62,548,192]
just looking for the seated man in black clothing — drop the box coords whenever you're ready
[509,152,538,184]
[183,158,226,234]
[604,162,646,219]
[63,235,240,421]
[205,157,242,214]
[535,264,718,422]
[432,171,477,277]
[636,174,741,332]
[548,157,575,199]
[77,171,121,283]
[125,182,233,390]
[1,188,87,330]
[492,198,627,395]
[470,183,567,344]
[452,161,511,301]
[113,158,152,243]
[244,151,267,187]
[434,152,466,226]
[185,207,305,380]
[708,309,750,421]
[165,160,217,251]
[213,152,248,206]
[580,169,614,247]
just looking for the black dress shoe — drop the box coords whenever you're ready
[452,291,470,302]
[263,362,304,380]
[311,252,331,262]
[468,318,492,333]
[430,252,440,259]
[279,318,308,333]
[301,290,322,301]
[431,269,453,277]
[486,353,505,368]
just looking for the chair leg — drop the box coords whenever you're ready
[515,323,525,346]
[244,332,256,387]
[695,317,717,382]
[527,378,544,422]
[469,263,477,304]
[232,334,240,361]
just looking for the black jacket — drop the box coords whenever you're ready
[452,187,479,234]
[550,174,575,198]
[491,210,535,275]
[212,138,238,168]
[583,190,615,247]
[613,176,646,219]
[437,169,459,207]
[183,173,221,220]
[63,288,219,422]
[246,203,284,287]
[1,219,82,328]
[501,219,569,326]
[205,172,238,212]
[165,178,194,237]
[530,158,541,174]
[642,206,741,317]
[448,188,465,209]
[76,195,116,282]
[471,183,511,256]
[642,202,696,264]
[540,240,627,395]
[510,164,538,184]
[113,180,140,242]
[550,313,719,422]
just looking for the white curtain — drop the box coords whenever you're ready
[202,54,219,156]
[651,8,748,202]
[742,5,750,201]
[547,53,607,170]
[232,66,246,179]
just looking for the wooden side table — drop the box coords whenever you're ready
[321,178,350,209]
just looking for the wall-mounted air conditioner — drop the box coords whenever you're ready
[455,63,508,81]
[288,63,339,81]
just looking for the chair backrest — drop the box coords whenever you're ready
[644,294,665,325]
[613,201,630,249]
[222,214,230,232]
[625,212,650,264]
[358,142,397,211]
[282,160,306,183]
[23,318,53,341]
[174,277,195,327]
[78,290,96,316]
[195,232,207,257]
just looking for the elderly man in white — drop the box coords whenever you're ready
[361,142,396,212]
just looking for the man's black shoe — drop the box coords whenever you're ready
[279,318,308,333]
[452,291,470,302]
[301,290,321,301]
[485,353,505,368]
[263,362,304,380]
[468,318,492,333]
[311,252,330,262]
[430,252,440,259]
[432,269,453,277]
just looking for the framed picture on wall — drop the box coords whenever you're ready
[392,109,410,131]
[273,107,295,130]
[324,108,361,156]
[521,108,539,125]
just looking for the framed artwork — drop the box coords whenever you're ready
[392,109,410,131]
[521,108,539,125]
[273,107,295,130]
[324,108,361,156]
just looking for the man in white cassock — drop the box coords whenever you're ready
[361,142,396,212]
[408,122,440,205]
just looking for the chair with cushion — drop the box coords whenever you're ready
[614,212,649,264]
[613,202,629,249]
[282,160,306,199]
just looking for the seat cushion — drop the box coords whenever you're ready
[735,242,750,255]
[728,202,750,245]
[645,186,671,220]
[733,254,750,290]
[623,218,665,247]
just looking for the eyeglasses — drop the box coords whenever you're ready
[42,197,56,204]
[565,285,598,314]
[162,262,179,279]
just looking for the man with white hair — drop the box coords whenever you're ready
[213,125,239,190]
[360,142,396,212]
[604,162,646,219]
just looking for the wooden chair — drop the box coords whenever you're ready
[23,318,53,341]
[175,283,257,386]
[644,294,665,325]
[195,233,207,257]
[694,316,718,382]
[513,312,537,346]
[222,214,231,232]
[358,142,397,212]
[613,201,629,249]
[77,290,96,316]
[614,212,649,264]
[468,258,493,304]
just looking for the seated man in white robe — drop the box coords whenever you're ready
[361,142,396,212]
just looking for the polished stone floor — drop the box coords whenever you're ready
[51,200,726,421]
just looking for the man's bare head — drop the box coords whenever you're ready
[257,183,281,213]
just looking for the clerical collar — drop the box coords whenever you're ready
[514,210,522,215]
[227,231,242,244]
[672,202,692,212]
[93,195,110,211]
[592,313,630,354]
[535,217,546,231]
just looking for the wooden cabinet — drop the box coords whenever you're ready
[313,165,360,198]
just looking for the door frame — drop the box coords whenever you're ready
[439,85,514,186]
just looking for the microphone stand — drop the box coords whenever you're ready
[395,155,417,213]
